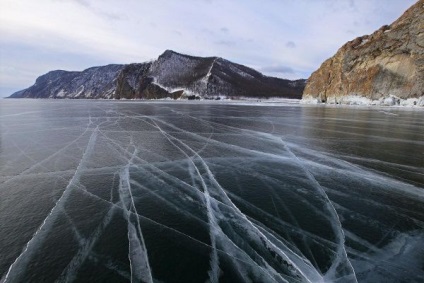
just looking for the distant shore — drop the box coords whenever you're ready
[301,95,424,108]
[4,96,424,110]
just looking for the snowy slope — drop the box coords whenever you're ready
[10,65,124,99]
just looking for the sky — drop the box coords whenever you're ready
[0,0,417,97]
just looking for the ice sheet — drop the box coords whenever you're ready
[0,100,423,282]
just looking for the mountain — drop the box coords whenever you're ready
[13,65,124,99]
[302,0,424,106]
[10,50,306,100]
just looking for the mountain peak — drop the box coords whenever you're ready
[158,50,218,61]
[159,49,178,58]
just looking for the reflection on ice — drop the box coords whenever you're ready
[0,100,423,282]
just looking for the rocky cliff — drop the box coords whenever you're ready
[302,0,424,106]
[10,50,305,100]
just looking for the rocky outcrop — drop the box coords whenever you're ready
[9,50,306,100]
[302,0,424,106]
[12,65,124,99]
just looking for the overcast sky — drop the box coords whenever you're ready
[0,0,417,97]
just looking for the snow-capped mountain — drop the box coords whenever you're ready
[10,50,306,99]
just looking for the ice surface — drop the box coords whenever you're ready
[0,100,423,282]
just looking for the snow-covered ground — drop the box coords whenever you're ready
[301,94,424,107]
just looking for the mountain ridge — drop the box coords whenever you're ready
[10,50,305,100]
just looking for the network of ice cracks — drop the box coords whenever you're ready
[1,102,423,283]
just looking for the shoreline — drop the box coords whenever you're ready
[3,97,424,110]
[301,95,424,108]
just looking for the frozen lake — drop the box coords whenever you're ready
[0,100,423,282]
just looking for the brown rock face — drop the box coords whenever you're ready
[303,0,424,105]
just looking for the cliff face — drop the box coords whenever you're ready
[10,50,306,100]
[302,0,424,106]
